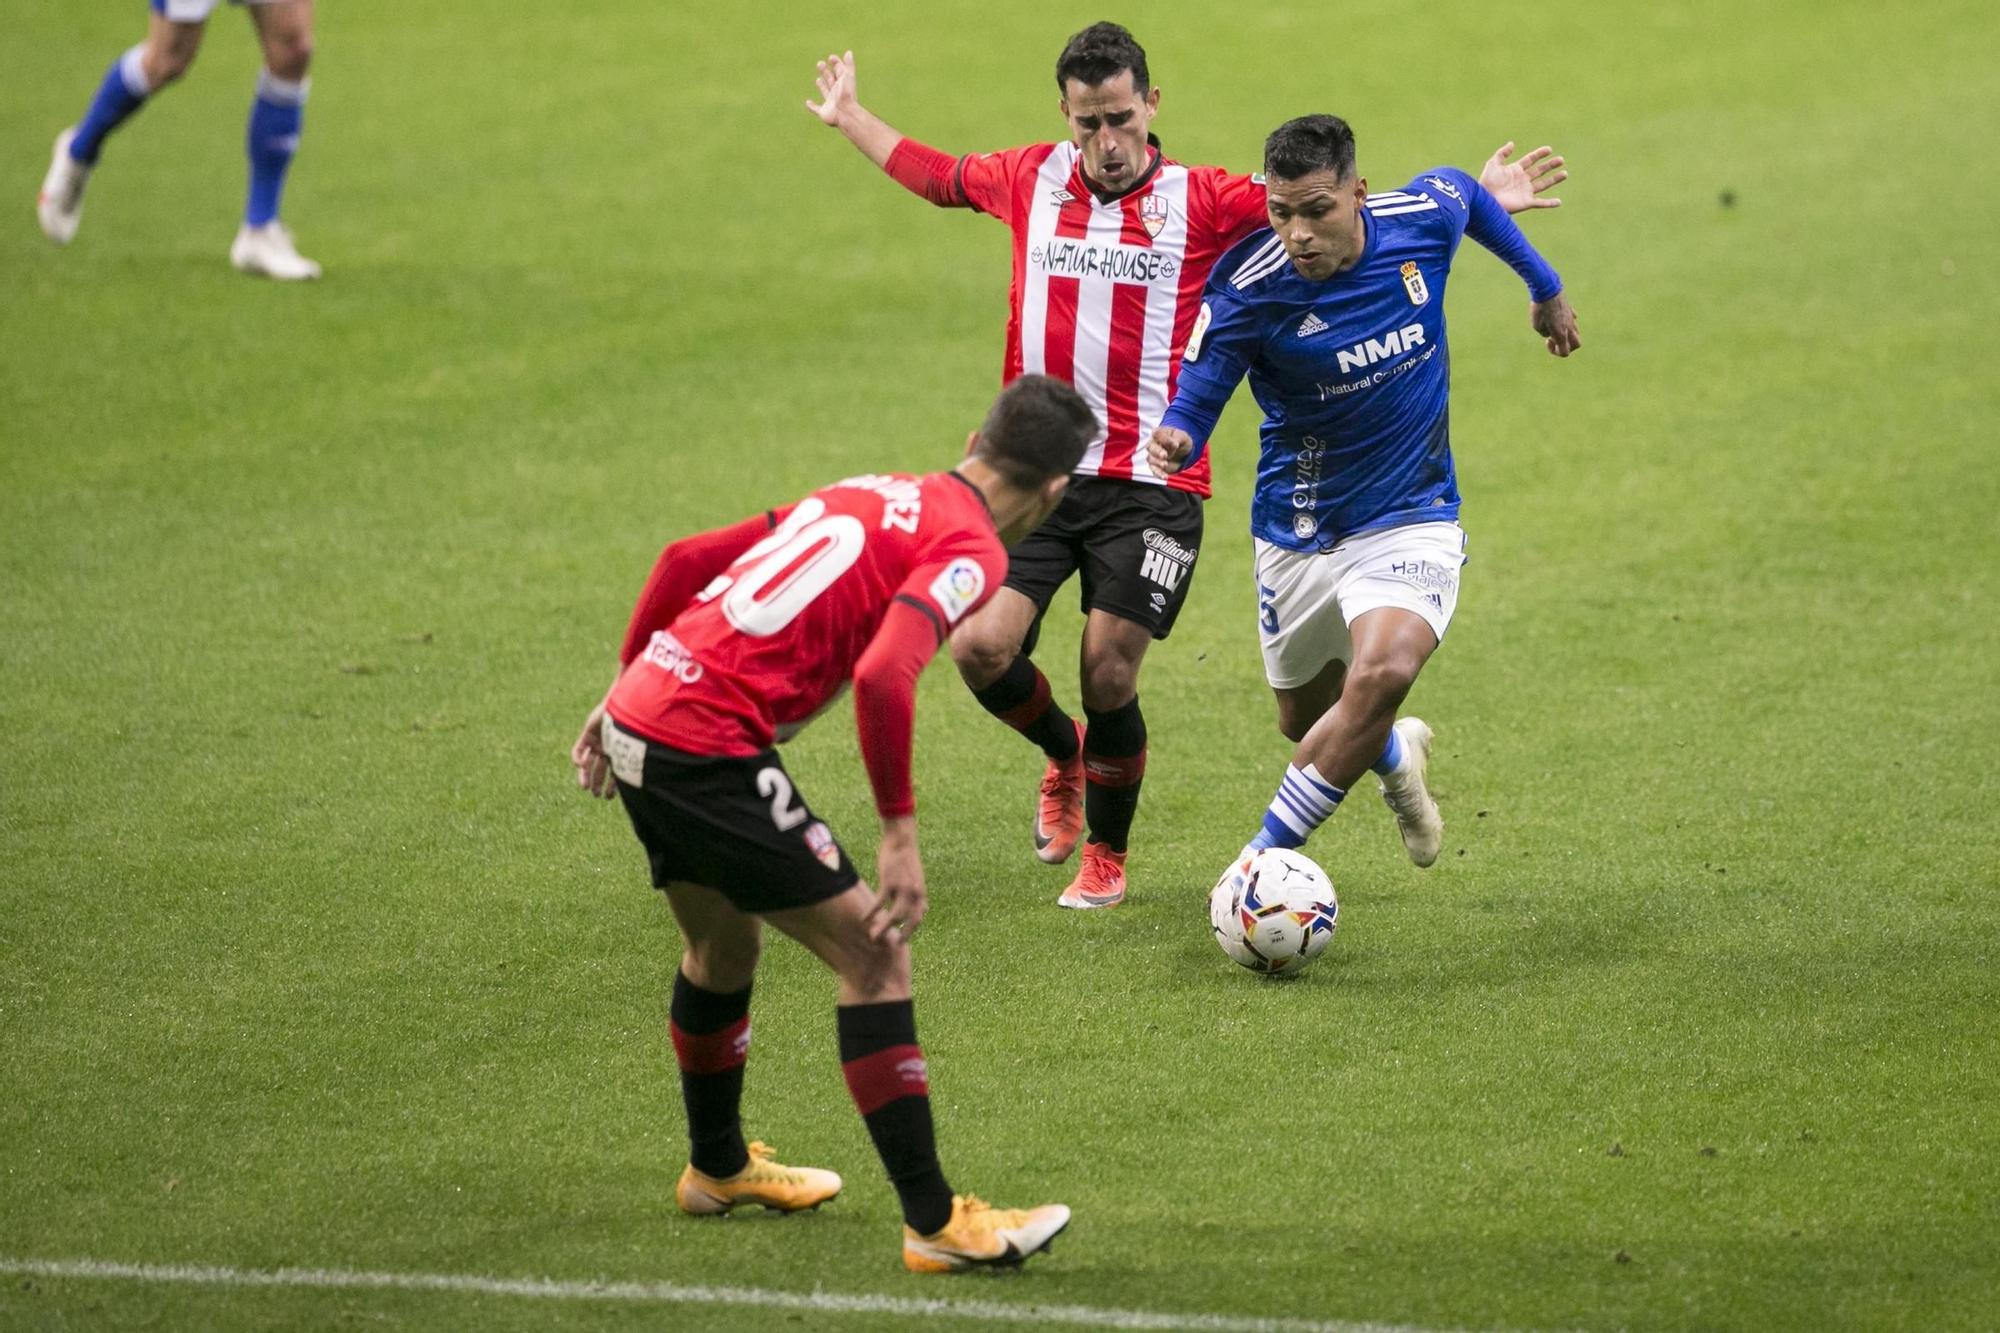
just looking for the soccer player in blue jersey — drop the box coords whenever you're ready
[37,0,320,280]
[1148,114,1580,873]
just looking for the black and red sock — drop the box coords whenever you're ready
[1082,696,1148,854]
[669,971,752,1179]
[837,1000,954,1235]
[971,655,1080,762]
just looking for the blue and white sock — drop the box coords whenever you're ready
[245,70,309,227]
[1370,724,1406,777]
[1248,763,1346,853]
[70,46,153,165]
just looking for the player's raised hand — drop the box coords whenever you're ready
[1531,293,1582,357]
[571,698,618,799]
[1148,426,1194,476]
[1480,142,1567,215]
[807,50,860,126]
[866,819,928,942]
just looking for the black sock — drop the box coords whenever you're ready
[669,971,752,1178]
[970,655,1080,761]
[1083,695,1148,853]
[837,1000,954,1235]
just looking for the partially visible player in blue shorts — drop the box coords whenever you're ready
[1148,114,1580,876]
[37,0,320,280]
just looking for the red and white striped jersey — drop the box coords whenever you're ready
[953,142,1268,498]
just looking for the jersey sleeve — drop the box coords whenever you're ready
[1417,167,1563,302]
[849,538,1006,820]
[883,137,964,207]
[888,536,1008,647]
[618,508,788,665]
[850,600,938,820]
[952,145,1041,223]
[1192,165,1270,247]
[883,139,1037,225]
[1158,270,1265,465]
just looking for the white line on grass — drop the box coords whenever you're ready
[0,1256,1476,1333]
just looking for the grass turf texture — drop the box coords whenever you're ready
[3,0,1996,1328]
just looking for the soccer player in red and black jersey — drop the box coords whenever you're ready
[809,23,1567,910]
[570,376,1094,1273]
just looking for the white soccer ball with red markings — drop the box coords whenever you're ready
[1208,848,1339,975]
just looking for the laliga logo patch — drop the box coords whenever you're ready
[1139,194,1170,238]
[929,558,986,625]
[804,821,842,872]
[1400,261,1430,307]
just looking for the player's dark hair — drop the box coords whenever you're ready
[1264,114,1358,183]
[976,375,1095,488]
[1055,21,1150,95]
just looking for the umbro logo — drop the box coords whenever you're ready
[1296,312,1330,338]
[1049,189,1075,207]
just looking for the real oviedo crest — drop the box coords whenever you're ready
[1400,261,1430,307]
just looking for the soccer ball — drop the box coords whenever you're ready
[1208,848,1339,975]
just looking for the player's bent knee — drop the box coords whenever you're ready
[681,928,761,991]
[266,40,312,81]
[146,48,197,86]
[949,629,1012,688]
[837,934,911,1004]
[1341,659,1420,710]
[1079,658,1140,713]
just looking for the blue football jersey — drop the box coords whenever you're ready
[1160,167,1561,550]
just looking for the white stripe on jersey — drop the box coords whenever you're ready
[1066,182,1132,475]
[1365,191,1419,204]
[1367,200,1439,216]
[1130,163,1190,479]
[1019,146,1070,386]
[1230,236,1291,290]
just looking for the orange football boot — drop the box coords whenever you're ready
[675,1141,842,1215]
[903,1194,1071,1272]
[1034,720,1087,864]
[1056,841,1126,909]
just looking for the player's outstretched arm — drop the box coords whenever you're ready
[806,50,903,169]
[1479,141,1567,215]
[1531,292,1582,358]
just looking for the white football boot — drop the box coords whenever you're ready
[230,221,322,280]
[1378,716,1443,867]
[37,128,91,245]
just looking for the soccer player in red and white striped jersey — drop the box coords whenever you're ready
[809,23,1568,911]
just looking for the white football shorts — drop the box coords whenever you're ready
[153,0,282,23]
[1253,521,1468,689]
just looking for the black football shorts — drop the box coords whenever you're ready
[1002,475,1204,648]
[605,719,859,914]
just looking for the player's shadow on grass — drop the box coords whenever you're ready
[1170,907,1635,992]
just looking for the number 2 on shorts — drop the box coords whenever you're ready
[757,767,808,831]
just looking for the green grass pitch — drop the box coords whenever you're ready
[2,1,1996,1329]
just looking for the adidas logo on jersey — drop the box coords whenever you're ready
[1296,311,1329,338]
